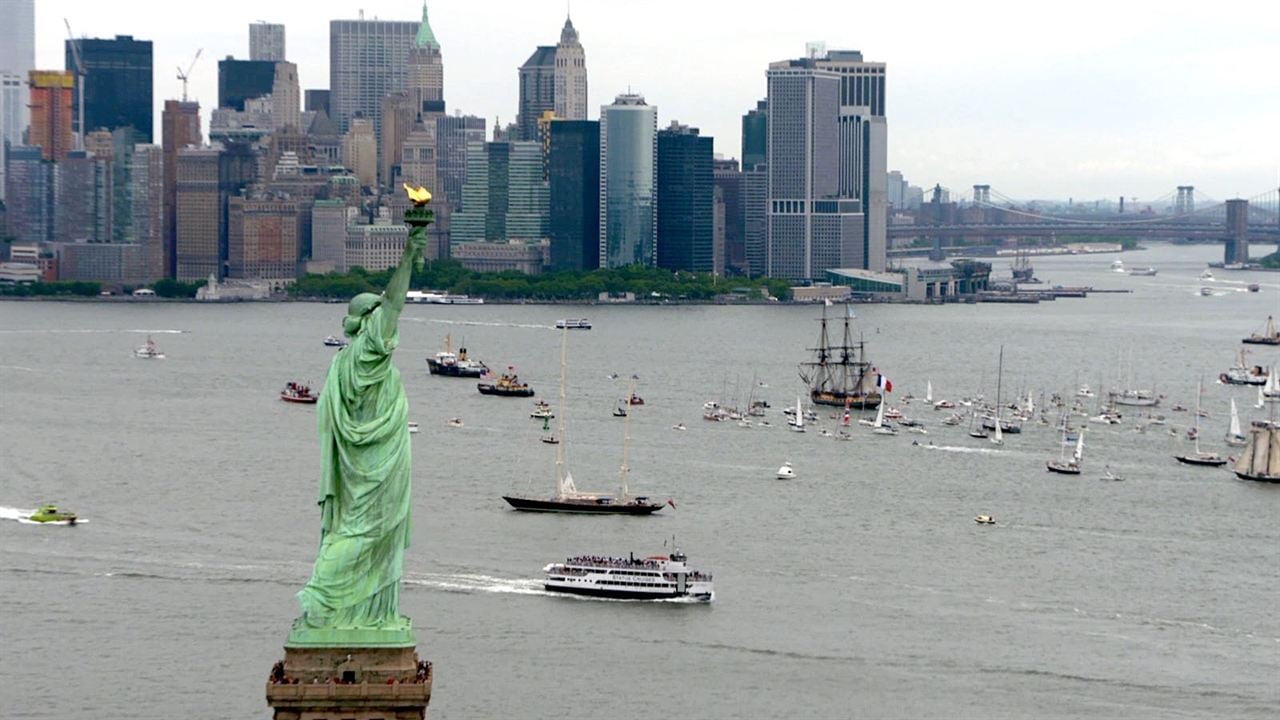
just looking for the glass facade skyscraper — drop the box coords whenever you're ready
[217,59,276,112]
[599,94,656,269]
[656,122,714,273]
[548,120,599,271]
[68,35,154,143]
[329,18,420,136]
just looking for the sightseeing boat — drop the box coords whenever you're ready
[323,335,348,348]
[555,318,592,330]
[543,549,713,602]
[426,335,488,378]
[1242,316,1280,346]
[281,382,318,404]
[800,304,884,409]
[1232,424,1280,482]
[477,370,535,397]
[502,331,668,515]
[134,336,165,359]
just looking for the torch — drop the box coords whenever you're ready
[402,183,434,272]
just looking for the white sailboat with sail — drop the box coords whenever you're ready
[1174,379,1228,467]
[871,400,897,436]
[1226,398,1248,447]
[1047,425,1083,474]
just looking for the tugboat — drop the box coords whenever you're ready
[1242,316,1280,346]
[800,304,884,409]
[27,504,78,525]
[134,335,165,359]
[477,369,535,397]
[543,548,714,602]
[323,335,348,348]
[280,381,318,404]
[426,335,489,378]
[1220,349,1268,386]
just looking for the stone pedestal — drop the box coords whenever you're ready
[266,646,432,720]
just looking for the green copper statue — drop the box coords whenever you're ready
[288,187,433,647]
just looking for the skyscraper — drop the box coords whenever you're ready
[228,195,302,282]
[407,2,443,114]
[452,140,547,243]
[517,47,556,142]
[175,143,256,281]
[329,16,420,136]
[4,145,52,243]
[218,58,276,111]
[271,61,301,132]
[342,117,377,187]
[599,93,657,268]
[548,120,599,271]
[28,71,76,162]
[517,16,588,141]
[714,158,745,274]
[250,22,286,62]
[66,35,153,143]
[162,99,202,277]
[553,17,587,121]
[54,150,112,242]
[435,114,485,210]
[128,144,166,281]
[0,0,34,190]
[764,58,855,281]
[0,72,25,196]
[655,122,714,273]
[741,100,767,170]
[815,49,887,271]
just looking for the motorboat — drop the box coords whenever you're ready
[281,381,318,404]
[26,504,78,525]
[1100,469,1124,481]
[612,407,628,418]
[478,370,535,397]
[776,461,795,480]
[1128,267,1158,276]
[1219,349,1268,386]
[543,549,713,602]
[1199,287,1215,297]
[974,515,996,525]
[134,336,165,359]
[627,394,645,406]
[1111,259,1125,272]
[555,318,592,330]
[1200,269,1215,280]
[541,435,559,445]
[408,422,420,434]
[1076,385,1095,398]
[447,417,464,428]
[941,413,963,426]
[672,423,686,431]
[323,335,348,347]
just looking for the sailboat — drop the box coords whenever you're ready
[1232,424,1280,482]
[1047,425,1083,474]
[1241,315,1280,345]
[502,331,666,514]
[1174,379,1228,467]
[1226,398,1248,447]
[989,346,1007,445]
[800,303,883,409]
[1264,367,1280,400]
[871,401,897,436]
[926,381,934,405]
[789,394,807,433]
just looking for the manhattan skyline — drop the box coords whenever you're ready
[30,0,1280,202]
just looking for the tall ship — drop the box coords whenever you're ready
[543,549,713,602]
[800,305,883,409]
[1011,249,1034,282]
[426,335,488,378]
[502,330,667,514]
[1242,316,1280,346]
[1232,425,1280,482]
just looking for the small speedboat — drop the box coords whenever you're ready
[612,407,628,418]
[281,381,318,404]
[1200,269,1215,280]
[776,461,796,480]
[408,421,420,434]
[818,429,833,438]
[323,335,348,347]
[671,423,686,431]
[134,336,165,359]
[541,435,559,445]
[1199,287,1215,297]
[1100,469,1123,481]
[974,515,996,525]
[447,417,464,428]
[627,394,645,406]
[26,503,78,525]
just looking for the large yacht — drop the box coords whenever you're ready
[543,549,714,602]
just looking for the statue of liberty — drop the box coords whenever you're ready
[288,186,433,647]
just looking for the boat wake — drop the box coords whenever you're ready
[405,318,554,330]
[0,365,39,372]
[404,572,549,596]
[0,328,187,335]
[0,505,32,521]
[922,445,1004,454]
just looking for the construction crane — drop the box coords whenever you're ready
[63,18,86,150]
[177,48,202,103]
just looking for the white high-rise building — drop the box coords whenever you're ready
[599,93,657,268]
[0,0,35,197]
[329,16,420,136]
[553,16,587,121]
[250,22,286,62]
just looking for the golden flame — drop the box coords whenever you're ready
[402,183,433,205]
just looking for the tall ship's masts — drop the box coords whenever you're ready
[800,304,882,409]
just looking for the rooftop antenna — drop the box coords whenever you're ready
[177,48,203,103]
[63,19,86,150]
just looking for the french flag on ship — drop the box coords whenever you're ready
[875,371,893,393]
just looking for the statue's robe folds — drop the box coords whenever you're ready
[298,305,411,628]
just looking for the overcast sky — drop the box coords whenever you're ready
[37,0,1280,204]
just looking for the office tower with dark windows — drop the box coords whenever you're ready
[655,122,714,273]
[452,140,547,244]
[4,145,52,243]
[129,143,166,281]
[174,143,255,281]
[548,119,599,271]
[741,99,767,170]
[435,114,485,210]
[67,35,153,143]
[714,158,745,274]
[599,93,656,268]
[329,16,420,136]
[218,58,276,111]
[162,100,202,277]
[250,22,286,62]
[305,89,330,114]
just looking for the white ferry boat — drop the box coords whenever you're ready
[543,549,714,602]
[555,318,592,330]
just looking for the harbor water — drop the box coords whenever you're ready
[1,243,1278,718]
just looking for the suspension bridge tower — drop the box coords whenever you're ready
[1224,199,1249,265]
